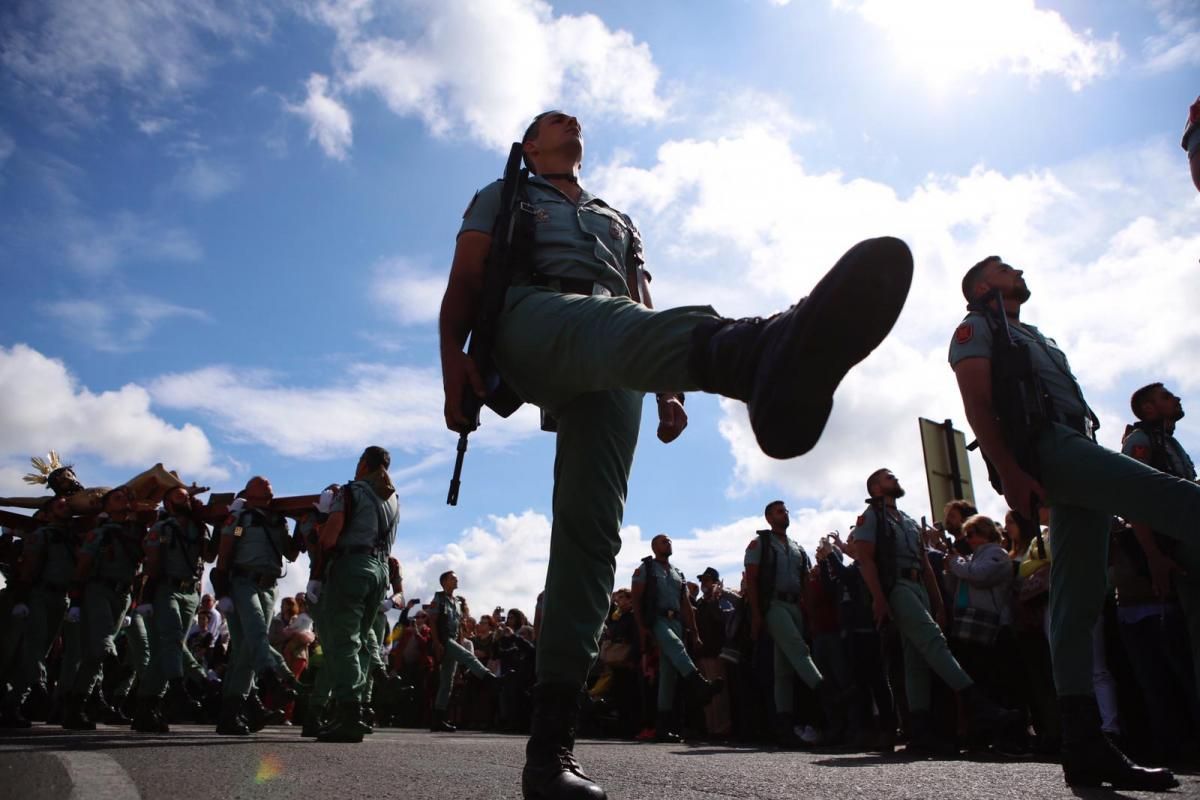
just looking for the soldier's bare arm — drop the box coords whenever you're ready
[439,231,491,432]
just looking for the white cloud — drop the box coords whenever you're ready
[0,344,227,485]
[1143,0,1200,73]
[588,119,1200,519]
[61,211,202,275]
[306,0,667,154]
[149,362,542,460]
[43,295,210,353]
[371,257,446,325]
[0,0,272,126]
[286,73,353,160]
[831,0,1123,91]
[174,159,241,201]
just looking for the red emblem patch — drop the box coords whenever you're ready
[855,515,865,527]
[955,323,973,344]
[1132,445,1150,462]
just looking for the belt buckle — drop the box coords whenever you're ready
[666,609,677,619]
[591,284,611,298]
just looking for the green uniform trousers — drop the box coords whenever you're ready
[320,553,387,703]
[764,600,824,712]
[223,575,283,699]
[1035,423,1200,696]
[12,586,67,696]
[888,578,972,713]
[115,612,149,702]
[651,616,698,711]
[434,638,491,711]
[494,286,717,688]
[71,582,131,696]
[138,586,203,698]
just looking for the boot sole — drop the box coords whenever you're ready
[750,236,913,459]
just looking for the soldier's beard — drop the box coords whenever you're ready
[887,487,906,499]
[1014,285,1031,303]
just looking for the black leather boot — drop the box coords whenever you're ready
[130,695,169,733]
[165,677,203,723]
[1059,694,1177,790]
[685,670,724,706]
[902,711,953,758]
[521,683,606,800]
[963,685,1020,740]
[301,702,328,738]
[688,237,912,459]
[430,707,457,732]
[773,713,805,749]
[0,691,31,729]
[62,693,97,730]
[216,699,250,736]
[317,701,365,743]
[654,710,683,744]
[244,690,284,731]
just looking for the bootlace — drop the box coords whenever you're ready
[555,747,590,778]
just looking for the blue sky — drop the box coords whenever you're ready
[1,0,1197,612]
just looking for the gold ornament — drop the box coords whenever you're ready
[23,451,66,486]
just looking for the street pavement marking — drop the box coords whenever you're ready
[56,751,141,800]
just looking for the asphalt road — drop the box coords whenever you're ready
[0,724,1196,800]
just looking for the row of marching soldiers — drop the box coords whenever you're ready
[0,445,403,743]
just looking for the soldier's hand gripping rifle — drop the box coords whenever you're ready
[447,143,534,506]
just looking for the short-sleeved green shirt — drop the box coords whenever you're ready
[330,481,399,553]
[852,505,925,571]
[632,558,684,613]
[1122,427,1197,480]
[222,508,290,577]
[28,523,75,587]
[948,310,1093,424]
[146,516,208,581]
[81,521,144,584]
[744,531,808,594]
[459,175,638,299]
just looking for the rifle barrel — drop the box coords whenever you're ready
[447,432,470,506]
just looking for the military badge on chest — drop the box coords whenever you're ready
[534,207,550,224]
[609,219,625,241]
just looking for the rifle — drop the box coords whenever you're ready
[447,143,534,505]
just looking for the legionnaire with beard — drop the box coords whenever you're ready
[132,486,213,732]
[441,108,912,800]
[630,534,721,744]
[211,476,301,735]
[312,446,400,743]
[851,469,1016,754]
[951,256,1200,789]
[1121,383,1200,694]
[64,486,146,729]
[429,570,496,732]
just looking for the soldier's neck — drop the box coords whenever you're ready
[769,527,787,537]
[882,497,898,509]
[654,554,670,565]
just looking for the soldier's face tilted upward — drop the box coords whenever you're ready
[980,260,1031,304]
[524,111,584,172]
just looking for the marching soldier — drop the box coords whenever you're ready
[133,486,213,732]
[440,109,911,799]
[64,486,146,729]
[950,256,1200,788]
[429,570,496,732]
[1,499,74,727]
[851,470,1016,754]
[311,446,400,743]
[211,476,301,735]
[1121,384,1200,695]
[299,486,337,737]
[630,534,721,743]
[743,501,830,747]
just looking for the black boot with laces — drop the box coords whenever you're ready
[522,683,605,800]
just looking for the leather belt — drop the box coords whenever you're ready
[168,578,199,592]
[89,577,133,595]
[340,545,388,561]
[898,568,924,582]
[1053,413,1095,440]
[531,275,613,297]
[659,609,679,620]
[775,591,802,603]
[232,567,279,589]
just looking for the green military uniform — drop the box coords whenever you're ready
[115,612,150,706]
[138,515,209,700]
[631,557,700,712]
[744,532,824,712]
[71,520,144,699]
[431,589,492,712]
[461,177,719,690]
[221,507,291,702]
[322,481,397,706]
[853,505,973,712]
[1121,422,1200,695]
[950,312,1200,697]
[297,512,333,734]
[6,523,74,703]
